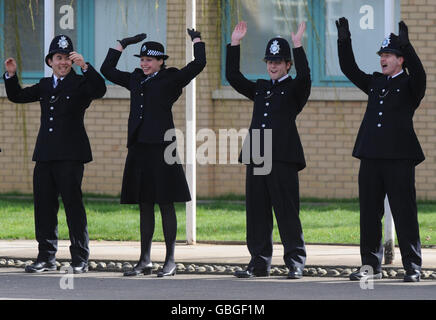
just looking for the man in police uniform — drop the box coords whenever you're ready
[3,35,106,274]
[336,18,425,282]
[226,21,311,279]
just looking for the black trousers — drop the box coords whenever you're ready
[33,161,89,264]
[358,159,422,272]
[245,161,306,271]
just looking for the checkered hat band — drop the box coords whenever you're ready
[147,50,164,56]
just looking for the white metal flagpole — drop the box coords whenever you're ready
[383,0,396,264]
[44,0,55,77]
[185,0,197,245]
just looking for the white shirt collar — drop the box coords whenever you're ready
[389,70,404,79]
[272,74,289,84]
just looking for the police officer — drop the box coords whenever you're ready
[226,21,311,279]
[100,30,206,277]
[336,18,425,282]
[3,35,107,273]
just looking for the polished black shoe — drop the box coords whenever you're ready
[123,263,153,277]
[72,262,89,274]
[404,269,421,282]
[234,269,269,278]
[25,261,57,273]
[157,265,176,277]
[287,267,303,279]
[349,269,382,281]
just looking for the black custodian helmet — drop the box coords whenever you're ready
[45,35,74,67]
[264,37,292,61]
[377,33,403,56]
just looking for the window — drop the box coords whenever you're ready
[221,0,400,87]
[0,0,166,84]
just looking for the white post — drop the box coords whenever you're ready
[383,0,396,264]
[185,0,196,245]
[44,0,55,77]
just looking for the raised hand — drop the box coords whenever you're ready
[187,28,202,42]
[118,33,147,49]
[398,21,410,47]
[69,52,87,70]
[231,21,247,46]
[335,17,351,40]
[4,58,17,77]
[291,21,306,48]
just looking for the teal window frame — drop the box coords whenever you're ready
[0,0,94,84]
[221,0,358,87]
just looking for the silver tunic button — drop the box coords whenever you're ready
[267,91,270,94]
[49,128,53,132]
[51,96,55,99]
[265,102,269,106]
[66,96,70,99]
[281,92,284,94]
[50,106,54,110]
[49,117,53,121]
[377,124,382,128]
[380,101,383,104]
[397,89,400,92]
[261,124,266,128]
[264,113,268,117]
[379,112,383,116]
[140,105,143,108]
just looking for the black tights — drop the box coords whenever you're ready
[138,202,177,272]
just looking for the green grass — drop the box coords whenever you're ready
[0,197,435,246]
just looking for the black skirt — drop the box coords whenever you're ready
[120,143,191,204]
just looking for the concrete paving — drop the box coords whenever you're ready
[1,239,436,269]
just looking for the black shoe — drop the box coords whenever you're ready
[72,262,88,274]
[349,268,382,281]
[234,269,269,278]
[404,269,421,282]
[157,265,176,277]
[123,263,153,277]
[287,266,303,279]
[25,261,57,273]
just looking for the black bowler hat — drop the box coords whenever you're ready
[45,35,74,67]
[377,33,403,56]
[264,37,292,61]
[134,41,169,60]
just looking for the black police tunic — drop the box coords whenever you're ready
[226,44,311,171]
[338,38,426,165]
[3,65,107,163]
[100,42,206,204]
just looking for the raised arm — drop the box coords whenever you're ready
[398,21,426,104]
[291,22,311,113]
[100,33,146,89]
[336,17,372,94]
[170,28,206,88]
[225,21,256,100]
[3,58,40,103]
[70,52,106,99]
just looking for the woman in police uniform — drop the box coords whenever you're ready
[101,30,206,277]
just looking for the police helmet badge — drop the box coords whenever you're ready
[142,44,147,52]
[270,40,280,55]
[381,36,391,48]
[57,36,69,49]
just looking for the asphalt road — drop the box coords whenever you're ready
[1,268,435,302]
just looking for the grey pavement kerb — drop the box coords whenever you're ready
[1,240,436,279]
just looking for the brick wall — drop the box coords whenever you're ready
[1,0,436,200]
